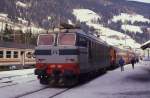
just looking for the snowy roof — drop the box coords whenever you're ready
[0,42,35,49]
[141,40,150,49]
[16,1,29,8]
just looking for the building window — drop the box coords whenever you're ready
[13,51,18,58]
[6,51,11,58]
[0,51,3,58]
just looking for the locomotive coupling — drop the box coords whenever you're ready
[34,69,46,76]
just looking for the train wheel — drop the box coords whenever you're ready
[65,77,78,87]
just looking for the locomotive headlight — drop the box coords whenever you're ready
[58,65,62,68]
[51,64,56,68]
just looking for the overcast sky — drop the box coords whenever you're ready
[128,0,150,3]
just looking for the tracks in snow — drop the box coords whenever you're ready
[0,73,36,88]
[16,87,71,98]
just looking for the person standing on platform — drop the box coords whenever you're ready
[119,57,125,71]
[131,57,135,69]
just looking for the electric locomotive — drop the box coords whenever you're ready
[34,25,111,86]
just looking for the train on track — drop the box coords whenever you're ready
[34,24,136,86]
[0,42,35,71]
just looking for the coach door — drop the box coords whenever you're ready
[20,51,25,68]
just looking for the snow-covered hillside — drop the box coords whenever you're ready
[121,25,143,34]
[112,13,150,24]
[73,9,141,49]
[73,9,101,24]
[111,13,150,34]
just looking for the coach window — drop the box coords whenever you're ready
[0,51,3,58]
[58,33,76,45]
[13,51,18,58]
[6,51,11,58]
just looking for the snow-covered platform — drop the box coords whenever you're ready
[0,61,150,98]
[54,61,150,98]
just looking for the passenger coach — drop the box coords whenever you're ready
[0,42,35,70]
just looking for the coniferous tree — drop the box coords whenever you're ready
[3,24,13,42]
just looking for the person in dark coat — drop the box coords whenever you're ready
[131,57,135,69]
[119,57,125,71]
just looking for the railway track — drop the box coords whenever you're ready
[15,87,49,98]
[16,87,71,98]
[48,88,70,98]
[0,79,36,89]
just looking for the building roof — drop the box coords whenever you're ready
[141,40,150,50]
[0,42,35,49]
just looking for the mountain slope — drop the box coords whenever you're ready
[0,0,149,43]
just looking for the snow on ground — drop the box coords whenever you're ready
[0,69,42,98]
[121,25,143,34]
[0,68,67,98]
[72,9,141,48]
[20,88,66,98]
[0,61,150,98]
[112,13,150,24]
[0,80,46,98]
[54,61,150,98]
[0,68,37,97]
[0,69,34,78]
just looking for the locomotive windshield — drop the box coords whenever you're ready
[58,33,76,45]
[38,34,54,45]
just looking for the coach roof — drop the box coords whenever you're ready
[0,42,35,49]
[141,40,150,50]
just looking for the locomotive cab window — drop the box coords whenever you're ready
[0,51,3,58]
[58,33,76,45]
[38,34,54,45]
